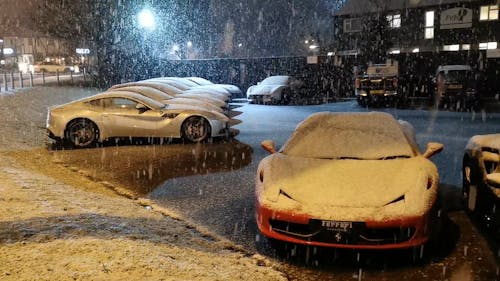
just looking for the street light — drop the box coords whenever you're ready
[138,8,155,30]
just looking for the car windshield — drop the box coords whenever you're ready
[281,112,415,160]
[445,70,472,83]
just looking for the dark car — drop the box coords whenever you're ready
[354,63,400,107]
[434,65,480,111]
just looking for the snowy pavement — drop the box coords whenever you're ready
[0,86,286,281]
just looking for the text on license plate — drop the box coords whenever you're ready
[321,220,353,231]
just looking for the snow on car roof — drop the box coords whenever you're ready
[261,75,290,85]
[188,77,213,85]
[281,112,414,160]
[113,86,174,100]
[466,134,500,151]
[110,81,183,96]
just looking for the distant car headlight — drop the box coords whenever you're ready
[69,66,75,71]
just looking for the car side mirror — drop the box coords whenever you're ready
[261,140,276,154]
[423,142,444,159]
[136,103,148,113]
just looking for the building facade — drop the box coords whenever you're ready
[0,0,78,72]
[330,0,499,97]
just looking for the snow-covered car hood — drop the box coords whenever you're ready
[247,84,285,97]
[259,153,438,221]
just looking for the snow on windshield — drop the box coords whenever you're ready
[281,112,415,159]
[261,76,290,85]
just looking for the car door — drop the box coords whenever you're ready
[100,97,163,138]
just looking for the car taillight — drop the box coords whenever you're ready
[355,78,360,89]
[392,78,398,88]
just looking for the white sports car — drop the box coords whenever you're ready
[146,78,231,100]
[47,91,229,148]
[187,77,243,98]
[255,112,444,250]
[109,81,228,108]
[246,75,303,105]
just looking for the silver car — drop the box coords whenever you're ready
[47,91,230,148]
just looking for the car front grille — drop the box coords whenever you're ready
[269,219,416,245]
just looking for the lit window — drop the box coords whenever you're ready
[480,5,499,21]
[387,14,401,28]
[443,45,459,51]
[412,48,420,53]
[425,11,434,27]
[344,18,362,33]
[480,42,498,50]
[425,11,434,39]
[462,44,470,50]
[425,28,434,39]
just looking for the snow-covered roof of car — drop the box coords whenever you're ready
[113,86,174,100]
[110,81,184,96]
[261,75,290,85]
[466,134,500,151]
[281,112,415,160]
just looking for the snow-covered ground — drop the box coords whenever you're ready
[0,86,286,280]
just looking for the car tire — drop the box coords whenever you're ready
[181,116,211,143]
[65,118,99,148]
[463,155,479,212]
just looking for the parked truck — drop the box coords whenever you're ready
[354,62,399,107]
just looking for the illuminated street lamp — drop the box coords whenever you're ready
[138,8,155,30]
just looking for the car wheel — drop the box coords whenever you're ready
[65,119,99,148]
[463,156,478,212]
[181,116,211,143]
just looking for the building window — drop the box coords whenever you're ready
[425,11,434,39]
[388,48,400,54]
[387,14,401,28]
[479,42,498,50]
[462,44,471,50]
[344,18,362,33]
[443,44,460,51]
[480,5,499,21]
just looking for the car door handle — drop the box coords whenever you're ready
[103,113,109,118]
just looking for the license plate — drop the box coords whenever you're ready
[448,84,462,89]
[370,90,384,94]
[319,220,353,232]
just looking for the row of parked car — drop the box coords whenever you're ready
[255,111,500,255]
[46,77,242,148]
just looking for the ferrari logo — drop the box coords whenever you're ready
[335,232,342,242]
